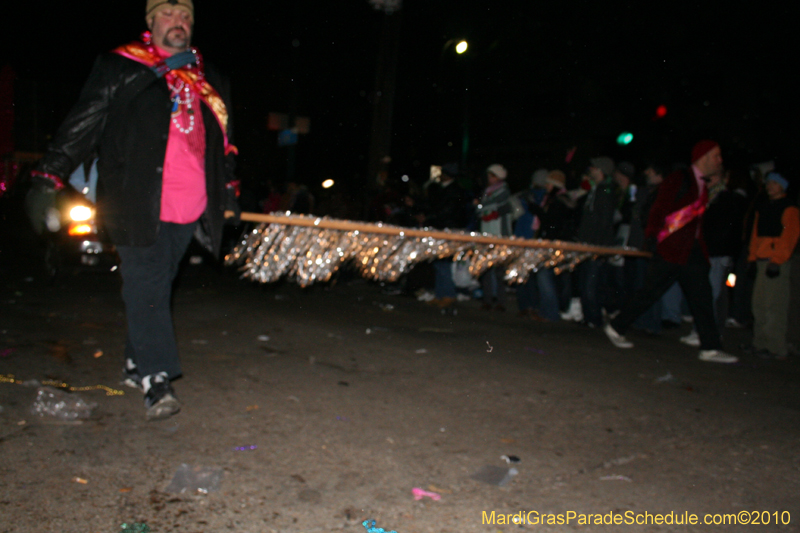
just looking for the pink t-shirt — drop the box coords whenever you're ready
[156,46,207,224]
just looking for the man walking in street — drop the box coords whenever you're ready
[575,156,618,328]
[27,0,240,420]
[603,141,738,364]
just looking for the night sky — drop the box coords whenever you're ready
[2,0,796,195]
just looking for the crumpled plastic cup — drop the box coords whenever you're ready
[30,387,97,421]
[166,464,223,494]
[470,465,518,486]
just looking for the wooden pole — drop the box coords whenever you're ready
[228,211,651,258]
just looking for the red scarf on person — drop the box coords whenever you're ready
[113,32,238,156]
[657,184,708,243]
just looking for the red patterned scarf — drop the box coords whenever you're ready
[657,186,708,243]
[113,33,237,156]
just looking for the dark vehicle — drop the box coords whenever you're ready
[40,184,118,280]
[1,154,118,282]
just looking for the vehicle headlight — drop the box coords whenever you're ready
[68,224,94,236]
[69,205,94,222]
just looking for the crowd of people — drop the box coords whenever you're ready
[16,0,797,429]
[17,0,798,424]
[372,141,799,365]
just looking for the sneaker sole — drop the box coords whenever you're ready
[121,377,144,392]
[610,340,634,348]
[698,354,738,364]
[604,325,634,349]
[146,394,181,421]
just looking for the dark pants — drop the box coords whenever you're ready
[535,268,561,322]
[433,260,456,299]
[579,259,608,327]
[516,274,538,312]
[557,270,574,313]
[481,267,506,306]
[515,269,560,321]
[630,256,662,333]
[611,245,722,350]
[117,221,196,380]
[730,248,755,325]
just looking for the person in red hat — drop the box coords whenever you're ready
[602,141,739,364]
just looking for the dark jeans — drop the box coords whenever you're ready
[516,274,538,312]
[117,221,196,379]
[481,266,506,306]
[730,248,754,325]
[606,264,629,314]
[630,257,662,333]
[433,260,456,299]
[557,271,574,313]
[579,259,608,327]
[515,268,560,321]
[535,268,561,321]
[611,245,722,350]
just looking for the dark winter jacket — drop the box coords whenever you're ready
[423,180,468,229]
[529,188,577,241]
[628,184,659,249]
[645,169,707,264]
[575,178,617,246]
[703,188,748,258]
[35,52,237,255]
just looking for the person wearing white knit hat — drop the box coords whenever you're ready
[476,164,512,310]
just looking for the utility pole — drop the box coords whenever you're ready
[366,0,402,191]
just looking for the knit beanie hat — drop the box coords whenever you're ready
[531,168,549,188]
[146,0,194,21]
[546,170,566,189]
[441,163,460,179]
[616,161,636,180]
[765,172,789,191]
[589,156,615,177]
[486,164,507,180]
[691,140,719,163]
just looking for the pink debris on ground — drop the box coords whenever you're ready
[412,487,441,501]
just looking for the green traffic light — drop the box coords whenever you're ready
[616,132,634,145]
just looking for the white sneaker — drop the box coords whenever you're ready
[416,291,435,302]
[560,297,584,322]
[571,299,584,322]
[698,350,738,364]
[604,323,634,349]
[725,317,745,329]
[680,330,701,347]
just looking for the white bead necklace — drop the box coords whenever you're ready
[168,80,195,135]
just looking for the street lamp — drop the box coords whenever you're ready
[438,38,471,169]
[451,40,470,168]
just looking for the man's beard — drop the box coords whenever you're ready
[163,27,191,50]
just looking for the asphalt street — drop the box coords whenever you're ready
[1,225,799,532]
